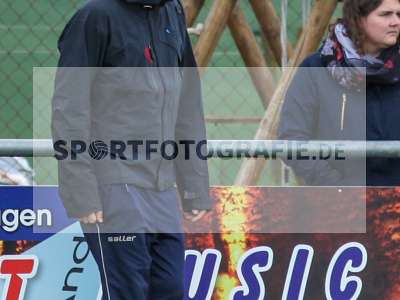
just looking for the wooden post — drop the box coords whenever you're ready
[249,0,293,65]
[182,0,205,27]
[289,2,338,65]
[227,4,276,108]
[194,0,239,68]
[234,0,338,186]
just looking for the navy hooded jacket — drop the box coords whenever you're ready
[278,53,400,186]
[52,0,211,217]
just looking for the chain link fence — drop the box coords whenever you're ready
[0,0,341,186]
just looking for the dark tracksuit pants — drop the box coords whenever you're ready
[83,184,185,300]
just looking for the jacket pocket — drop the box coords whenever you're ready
[159,3,184,65]
[159,30,183,64]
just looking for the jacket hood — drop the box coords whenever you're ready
[123,0,172,6]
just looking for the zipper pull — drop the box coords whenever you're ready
[340,93,347,131]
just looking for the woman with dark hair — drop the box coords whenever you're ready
[278,1,400,298]
[279,0,400,186]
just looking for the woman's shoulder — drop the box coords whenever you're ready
[289,52,324,87]
[299,52,324,67]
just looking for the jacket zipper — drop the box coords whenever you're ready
[145,7,158,66]
[146,6,167,190]
[340,93,347,131]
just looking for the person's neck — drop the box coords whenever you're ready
[361,42,382,57]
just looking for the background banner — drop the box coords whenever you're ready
[0,186,398,299]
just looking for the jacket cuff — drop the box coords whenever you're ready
[60,186,102,219]
[180,189,213,212]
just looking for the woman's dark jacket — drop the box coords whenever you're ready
[278,53,400,186]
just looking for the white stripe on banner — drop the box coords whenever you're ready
[96,287,103,300]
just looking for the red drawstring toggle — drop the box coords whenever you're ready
[144,46,153,64]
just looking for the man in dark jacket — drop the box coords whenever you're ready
[52,0,211,299]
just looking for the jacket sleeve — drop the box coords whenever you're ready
[174,27,212,211]
[277,64,343,186]
[51,5,108,218]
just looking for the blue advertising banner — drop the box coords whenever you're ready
[0,186,73,240]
